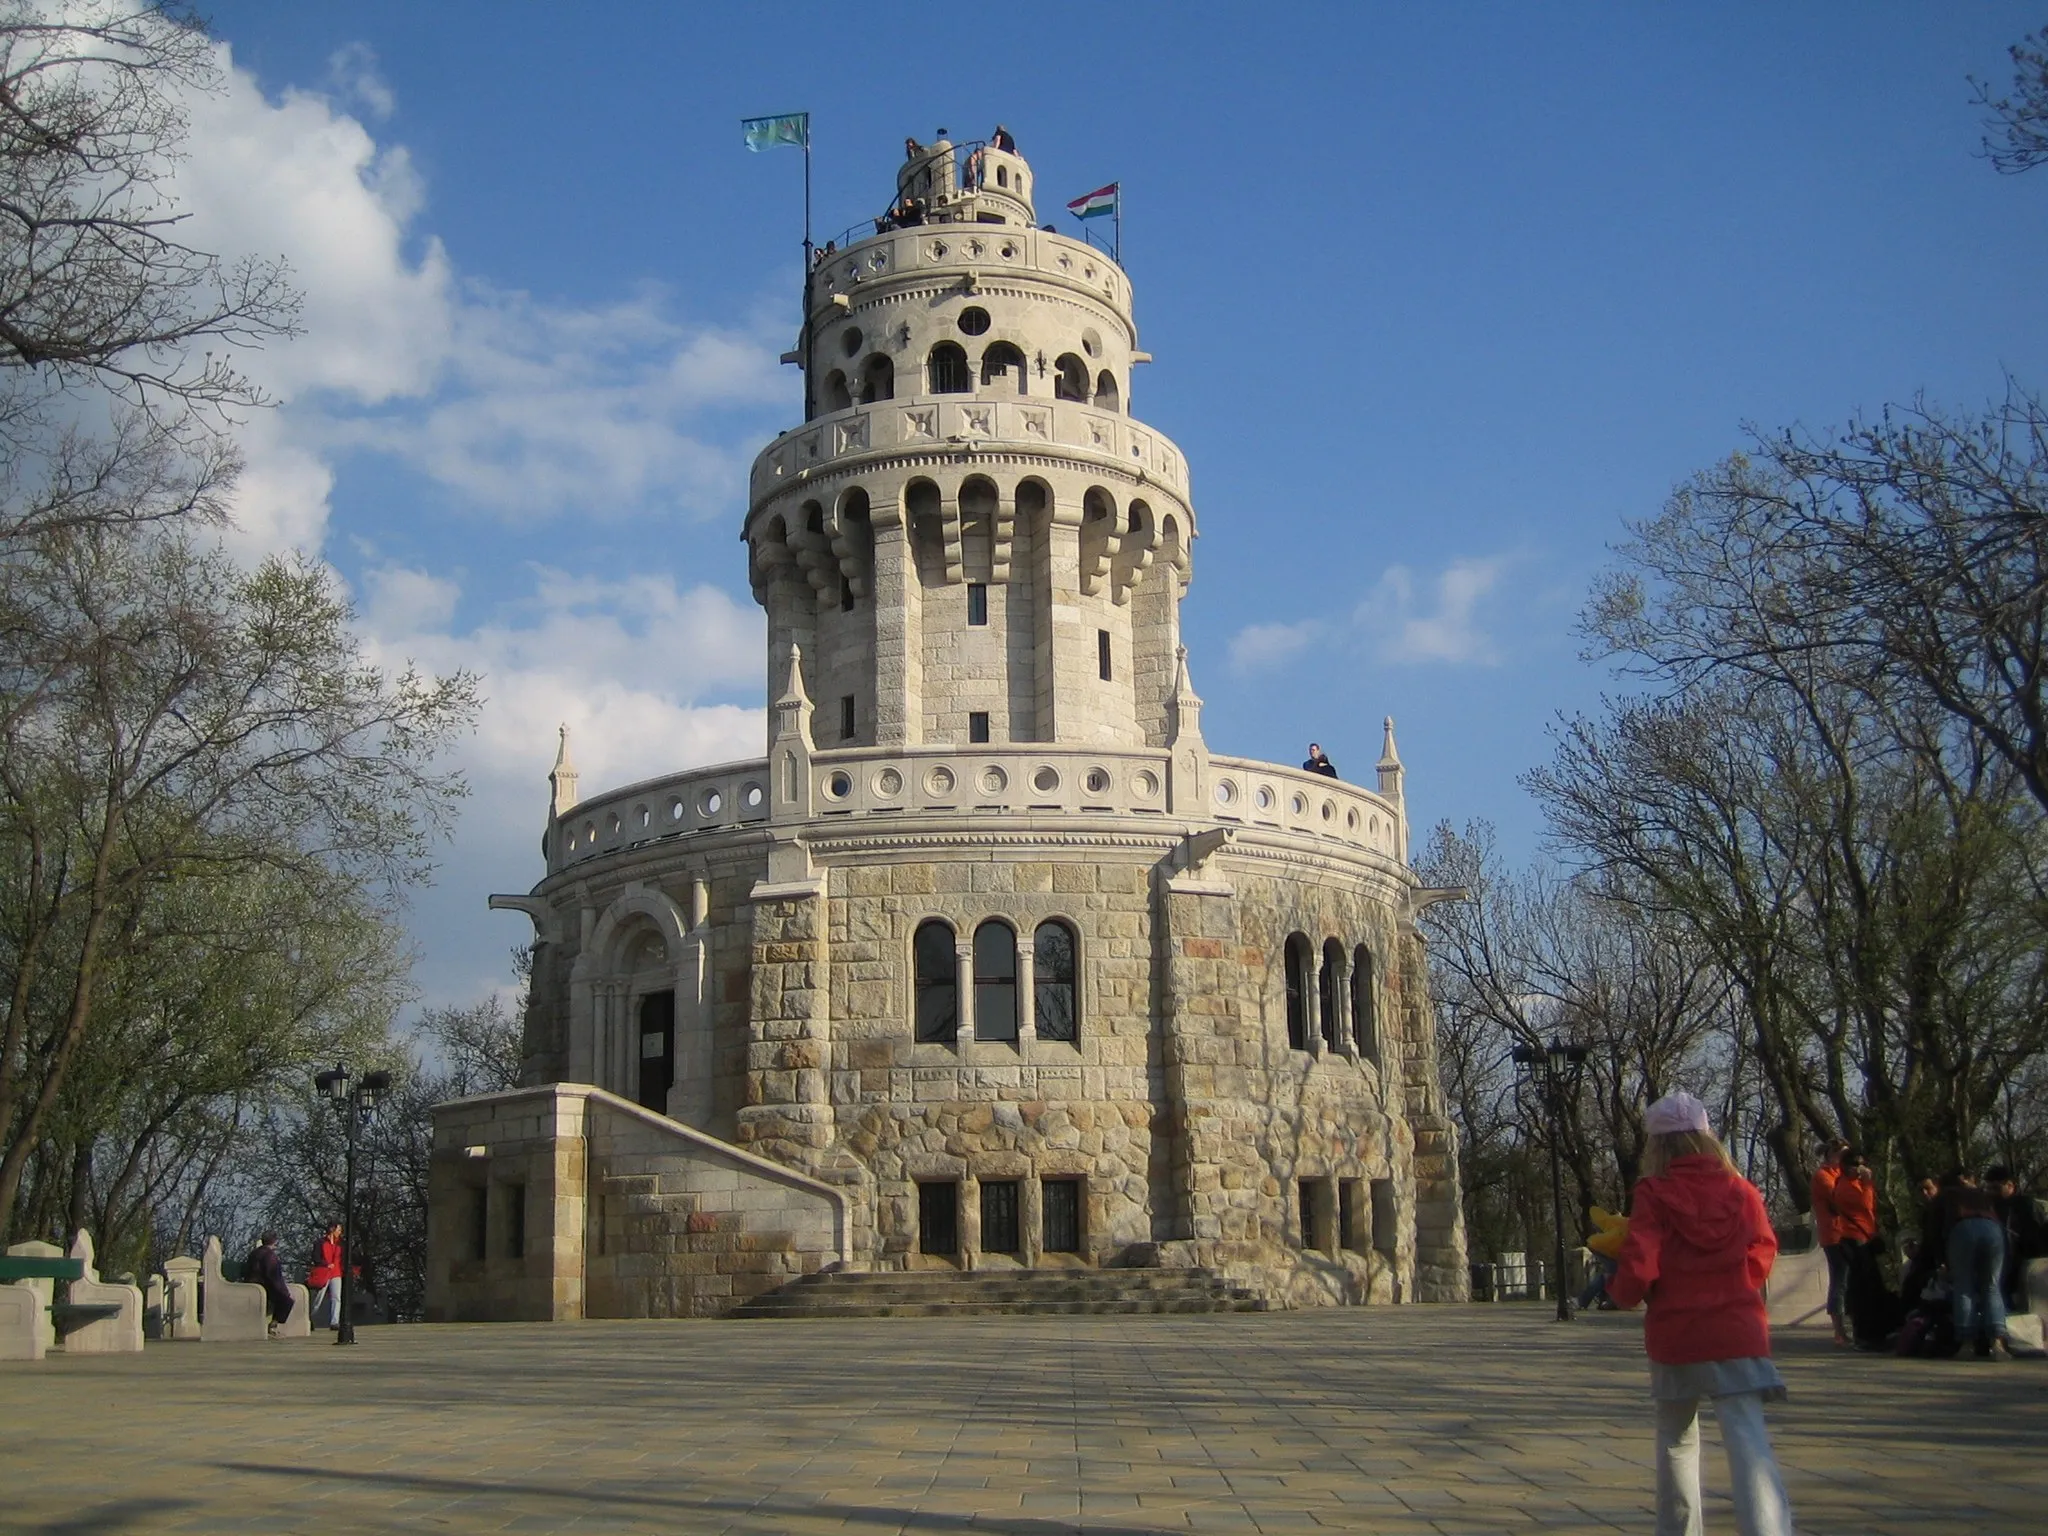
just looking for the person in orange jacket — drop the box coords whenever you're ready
[306,1222,344,1331]
[1810,1137,1850,1345]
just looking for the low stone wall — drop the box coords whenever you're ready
[427,1085,848,1321]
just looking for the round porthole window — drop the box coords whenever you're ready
[1032,766,1060,794]
[841,326,862,357]
[1081,328,1101,358]
[958,306,991,336]
[1086,767,1112,795]
[1215,779,1237,806]
[826,770,853,799]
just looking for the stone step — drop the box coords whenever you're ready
[728,1266,1267,1320]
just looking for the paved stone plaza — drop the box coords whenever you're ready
[2,1308,2042,1534]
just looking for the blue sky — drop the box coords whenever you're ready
[183,3,2048,1015]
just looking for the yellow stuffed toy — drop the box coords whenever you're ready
[1586,1206,1630,1259]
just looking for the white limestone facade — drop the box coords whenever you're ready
[426,133,1468,1321]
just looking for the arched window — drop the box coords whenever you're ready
[1093,370,1120,412]
[914,919,958,1043]
[1320,939,1345,1052]
[927,341,970,394]
[1034,920,1078,1042]
[1053,352,1089,402]
[1283,933,1311,1051]
[973,919,1018,1041]
[822,370,852,412]
[1352,944,1378,1063]
[859,354,894,403]
[980,341,1027,394]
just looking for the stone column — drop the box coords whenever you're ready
[869,498,919,746]
[955,940,976,1042]
[1016,934,1037,1045]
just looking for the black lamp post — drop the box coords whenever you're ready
[1512,1036,1589,1322]
[315,1063,391,1346]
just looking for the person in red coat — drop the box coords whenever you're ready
[1610,1091,1795,1536]
[306,1222,344,1331]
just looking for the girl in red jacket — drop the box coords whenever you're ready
[1610,1091,1796,1536]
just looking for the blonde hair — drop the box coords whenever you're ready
[1642,1127,1738,1179]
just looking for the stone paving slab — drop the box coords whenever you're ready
[1,1307,2044,1533]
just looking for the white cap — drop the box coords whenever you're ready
[1645,1091,1711,1137]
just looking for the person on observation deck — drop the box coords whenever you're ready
[1303,743,1338,778]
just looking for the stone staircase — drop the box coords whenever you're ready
[727,1266,1267,1319]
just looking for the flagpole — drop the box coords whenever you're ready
[801,134,814,422]
[1113,185,1121,265]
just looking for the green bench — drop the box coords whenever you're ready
[0,1253,125,1332]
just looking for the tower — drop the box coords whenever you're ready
[748,134,1187,755]
[430,130,1468,1323]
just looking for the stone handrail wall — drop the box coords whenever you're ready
[552,756,771,872]
[551,745,1406,874]
[810,225,1131,329]
[1205,754,1405,862]
[750,398,1188,507]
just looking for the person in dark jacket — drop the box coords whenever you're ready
[244,1232,295,1337]
[1986,1165,2044,1314]
[1303,743,1338,777]
[1610,1090,1794,1536]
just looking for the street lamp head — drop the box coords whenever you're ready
[357,1069,393,1115]
[315,1065,350,1102]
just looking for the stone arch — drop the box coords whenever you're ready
[1053,352,1089,402]
[959,474,1000,582]
[913,916,959,1043]
[927,341,970,394]
[1319,938,1346,1053]
[822,369,853,412]
[832,485,875,600]
[980,340,1027,394]
[1080,485,1118,594]
[570,885,699,1113]
[905,477,948,589]
[1351,943,1379,1064]
[858,353,894,403]
[1094,369,1120,412]
[1283,932,1313,1051]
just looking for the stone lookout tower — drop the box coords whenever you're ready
[427,131,1467,1320]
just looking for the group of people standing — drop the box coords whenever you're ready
[1812,1140,2044,1358]
[242,1223,347,1338]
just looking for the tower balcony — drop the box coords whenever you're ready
[810,224,1130,332]
[749,397,1189,511]
[545,745,1406,876]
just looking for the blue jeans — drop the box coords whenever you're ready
[311,1277,342,1329]
[1948,1216,2008,1347]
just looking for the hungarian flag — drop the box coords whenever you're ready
[1066,183,1118,219]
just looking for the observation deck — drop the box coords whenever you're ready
[544,745,1406,878]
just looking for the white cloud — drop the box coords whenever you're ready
[1359,556,1509,665]
[1228,619,1322,675]
[326,42,395,122]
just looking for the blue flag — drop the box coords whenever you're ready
[742,113,810,152]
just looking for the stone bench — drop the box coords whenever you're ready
[198,1237,308,1340]
[0,1234,142,1358]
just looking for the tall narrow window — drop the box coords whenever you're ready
[1098,629,1112,681]
[1371,1179,1397,1259]
[1298,1180,1318,1250]
[1320,938,1344,1052]
[1352,945,1378,1063]
[1283,934,1310,1050]
[927,341,970,394]
[506,1183,527,1260]
[840,694,856,741]
[973,919,1018,1042]
[968,711,991,744]
[1043,1179,1082,1254]
[1338,1180,1357,1252]
[470,1185,489,1262]
[919,1182,959,1255]
[981,1180,1021,1253]
[841,578,855,612]
[967,582,988,626]
[914,919,958,1043]
[637,990,674,1110]
[1033,920,1079,1043]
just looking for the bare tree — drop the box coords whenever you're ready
[1974,25,2048,174]
[0,3,298,414]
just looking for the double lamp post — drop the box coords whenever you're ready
[314,1063,391,1345]
[1512,1036,1589,1322]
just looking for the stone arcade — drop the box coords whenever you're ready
[426,132,1468,1320]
